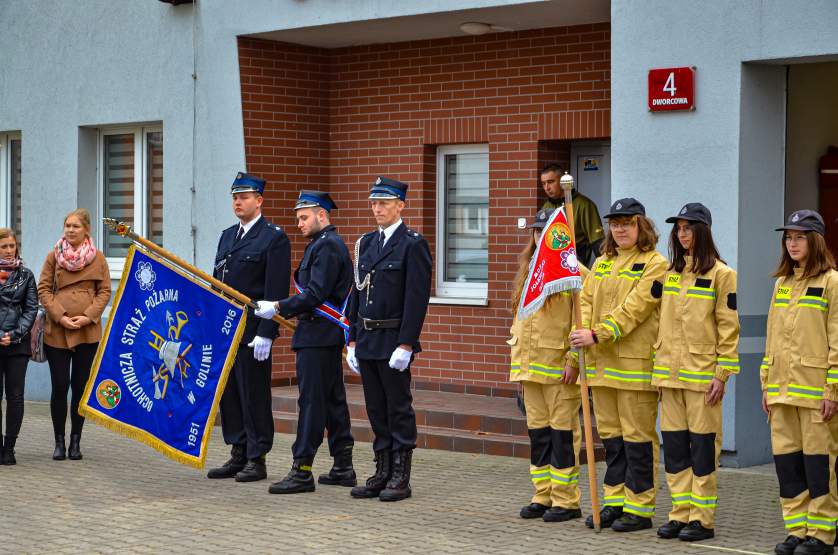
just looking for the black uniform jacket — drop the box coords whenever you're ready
[348,223,432,360]
[278,225,352,350]
[214,216,291,342]
[0,266,38,356]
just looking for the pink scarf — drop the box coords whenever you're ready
[0,257,21,271]
[54,237,97,272]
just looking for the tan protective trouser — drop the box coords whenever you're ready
[523,381,582,509]
[660,388,722,528]
[770,403,838,543]
[591,386,659,518]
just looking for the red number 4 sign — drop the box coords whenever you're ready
[648,67,696,112]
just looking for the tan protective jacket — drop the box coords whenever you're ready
[508,267,588,395]
[580,246,667,391]
[761,268,838,408]
[652,258,740,390]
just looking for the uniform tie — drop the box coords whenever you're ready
[377,230,385,253]
[234,225,244,244]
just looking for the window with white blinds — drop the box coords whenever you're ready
[99,126,163,259]
[0,133,22,246]
[436,144,489,299]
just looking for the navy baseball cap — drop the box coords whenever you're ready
[294,190,337,212]
[528,208,554,229]
[231,172,265,195]
[604,197,646,219]
[666,202,712,226]
[776,209,825,236]
[369,177,408,201]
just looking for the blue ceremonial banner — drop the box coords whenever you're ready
[80,245,246,468]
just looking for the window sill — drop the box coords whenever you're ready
[429,296,488,307]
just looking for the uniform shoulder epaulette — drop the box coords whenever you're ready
[406,228,422,239]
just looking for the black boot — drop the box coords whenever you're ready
[657,520,688,539]
[0,435,6,465]
[775,536,806,555]
[611,513,653,532]
[268,457,316,494]
[542,507,582,522]
[380,450,412,502]
[206,445,246,479]
[3,437,16,466]
[520,503,550,519]
[53,434,66,461]
[235,456,267,482]
[585,506,623,529]
[351,451,391,499]
[68,434,82,460]
[318,446,357,487]
[794,537,835,555]
[678,520,715,542]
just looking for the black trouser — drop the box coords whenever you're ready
[358,358,416,453]
[219,341,273,460]
[46,343,98,436]
[292,347,354,460]
[0,354,29,439]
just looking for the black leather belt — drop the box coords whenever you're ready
[362,318,401,330]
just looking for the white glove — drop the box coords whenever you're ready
[247,335,272,361]
[254,300,277,320]
[388,347,412,372]
[345,345,360,374]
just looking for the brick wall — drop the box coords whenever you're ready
[238,22,610,395]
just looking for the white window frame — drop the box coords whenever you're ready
[97,125,162,274]
[435,143,489,300]
[0,132,21,233]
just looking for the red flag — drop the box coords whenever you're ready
[517,206,582,320]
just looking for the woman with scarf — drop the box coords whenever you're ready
[38,208,111,461]
[0,228,39,465]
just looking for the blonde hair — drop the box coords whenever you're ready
[0,227,20,258]
[64,208,92,233]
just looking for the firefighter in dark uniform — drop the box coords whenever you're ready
[253,190,355,494]
[346,177,432,502]
[206,172,291,483]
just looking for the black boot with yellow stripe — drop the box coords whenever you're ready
[269,457,315,494]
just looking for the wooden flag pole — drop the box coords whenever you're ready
[559,173,601,532]
[103,218,296,332]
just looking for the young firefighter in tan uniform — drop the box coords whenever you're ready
[763,210,838,555]
[511,208,588,523]
[652,203,740,543]
[570,198,667,532]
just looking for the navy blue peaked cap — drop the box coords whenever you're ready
[295,190,337,212]
[231,172,266,195]
[369,176,408,201]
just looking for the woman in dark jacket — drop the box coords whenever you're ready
[0,227,39,465]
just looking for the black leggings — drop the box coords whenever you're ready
[0,355,29,439]
[46,343,98,436]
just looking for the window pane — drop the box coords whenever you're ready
[443,152,489,283]
[146,131,163,246]
[103,134,135,257]
[9,139,21,243]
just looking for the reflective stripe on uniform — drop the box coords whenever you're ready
[678,369,715,384]
[787,383,824,400]
[690,494,718,509]
[685,286,716,300]
[524,363,565,379]
[603,368,653,383]
[671,492,691,506]
[618,269,642,281]
[760,356,770,371]
[774,287,791,307]
[510,364,521,374]
[717,357,740,373]
[766,383,780,397]
[623,502,655,517]
[530,467,550,483]
[652,365,671,379]
[549,469,579,485]
[585,366,596,378]
[602,318,622,340]
[784,512,808,529]
[798,295,828,312]
[807,514,838,531]
[828,369,838,384]
[603,495,625,507]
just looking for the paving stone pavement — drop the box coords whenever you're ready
[1,402,786,554]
